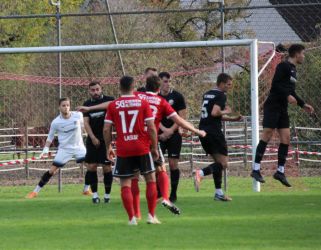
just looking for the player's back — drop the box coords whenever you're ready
[135,91,176,131]
[105,95,154,157]
[199,89,226,134]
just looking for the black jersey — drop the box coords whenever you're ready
[83,95,114,141]
[199,88,226,134]
[265,60,305,109]
[159,89,186,128]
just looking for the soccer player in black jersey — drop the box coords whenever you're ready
[158,72,187,202]
[251,44,314,187]
[194,73,242,201]
[82,81,115,203]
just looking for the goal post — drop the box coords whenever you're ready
[0,39,261,191]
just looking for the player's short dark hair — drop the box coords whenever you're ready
[59,97,70,105]
[146,76,161,92]
[217,73,232,85]
[288,44,305,58]
[89,81,101,88]
[144,67,157,74]
[159,71,171,79]
[120,76,134,92]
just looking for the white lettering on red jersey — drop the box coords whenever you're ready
[134,91,177,130]
[104,95,154,157]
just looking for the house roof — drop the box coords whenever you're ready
[269,0,321,42]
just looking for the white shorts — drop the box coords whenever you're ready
[53,147,86,167]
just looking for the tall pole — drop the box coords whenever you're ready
[51,0,62,193]
[250,39,260,192]
[220,0,226,190]
[104,0,125,75]
[220,0,225,73]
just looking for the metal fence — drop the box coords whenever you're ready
[0,0,320,183]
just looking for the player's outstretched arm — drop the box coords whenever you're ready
[146,120,159,160]
[211,104,231,117]
[170,115,206,137]
[76,101,111,113]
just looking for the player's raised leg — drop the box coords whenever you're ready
[273,128,291,187]
[26,164,59,198]
[251,128,273,183]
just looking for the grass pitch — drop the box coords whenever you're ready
[0,177,320,250]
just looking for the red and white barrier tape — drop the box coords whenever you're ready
[0,154,56,167]
[0,144,320,168]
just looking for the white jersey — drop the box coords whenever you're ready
[47,111,85,150]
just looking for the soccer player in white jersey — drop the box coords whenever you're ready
[26,98,86,198]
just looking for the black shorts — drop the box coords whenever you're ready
[113,153,155,178]
[199,132,228,156]
[263,104,289,129]
[160,132,182,159]
[85,140,111,165]
[154,144,165,167]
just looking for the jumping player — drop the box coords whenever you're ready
[26,98,86,198]
[251,44,314,187]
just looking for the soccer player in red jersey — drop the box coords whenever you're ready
[131,76,206,218]
[103,76,160,225]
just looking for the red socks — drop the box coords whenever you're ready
[131,178,141,218]
[157,171,170,201]
[146,182,157,217]
[121,186,134,220]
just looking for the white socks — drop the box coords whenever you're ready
[104,193,110,199]
[93,192,99,199]
[83,185,90,192]
[216,189,224,196]
[33,185,42,193]
[278,166,285,173]
[253,163,260,171]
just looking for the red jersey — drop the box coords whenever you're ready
[104,95,154,157]
[134,91,177,131]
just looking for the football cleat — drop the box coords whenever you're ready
[161,199,181,215]
[147,213,161,224]
[273,171,292,187]
[26,191,38,199]
[82,190,92,196]
[251,170,265,183]
[128,217,138,226]
[214,193,232,202]
[92,197,101,204]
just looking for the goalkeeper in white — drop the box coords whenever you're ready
[26,98,86,198]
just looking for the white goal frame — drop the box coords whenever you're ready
[0,39,260,190]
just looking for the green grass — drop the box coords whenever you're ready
[0,177,321,250]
